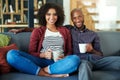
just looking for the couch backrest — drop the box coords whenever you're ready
[97,31,120,56]
[1,31,120,56]
[1,32,31,52]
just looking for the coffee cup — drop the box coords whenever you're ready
[52,50,63,62]
[78,43,87,53]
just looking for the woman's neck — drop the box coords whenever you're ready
[46,24,58,32]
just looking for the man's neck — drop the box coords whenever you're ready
[76,25,85,31]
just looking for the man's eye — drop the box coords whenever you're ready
[73,17,76,20]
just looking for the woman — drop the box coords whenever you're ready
[7,3,80,77]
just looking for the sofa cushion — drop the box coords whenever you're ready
[0,44,18,74]
[0,72,78,80]
[0,34,11,47]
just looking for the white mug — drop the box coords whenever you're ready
[78,43,87,53]
[52,50,63,62]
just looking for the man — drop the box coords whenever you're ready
[66,8,120,80]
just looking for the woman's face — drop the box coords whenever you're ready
[45,8,58,25]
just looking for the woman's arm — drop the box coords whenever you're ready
[29,28,41,57]
[65,28,73,55]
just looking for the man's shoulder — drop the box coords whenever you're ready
[64,25,74,30]
[85,28,98,35]
[86,28,96,33]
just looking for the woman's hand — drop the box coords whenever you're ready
[39,49,52,59]
[44,49,53,59]
[57,54,65,61]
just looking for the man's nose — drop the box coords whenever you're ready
[76,18,80,22]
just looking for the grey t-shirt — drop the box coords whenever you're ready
[40,28,64,53]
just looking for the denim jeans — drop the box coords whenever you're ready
[7,50,80,75]
[78,53,120,80]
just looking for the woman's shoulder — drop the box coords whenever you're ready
[58,26,71,34]
[32,26,46,35]
[34,26,46,31]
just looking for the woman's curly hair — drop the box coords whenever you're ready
[37,3,65,27]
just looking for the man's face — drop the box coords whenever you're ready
[71,11,84,28]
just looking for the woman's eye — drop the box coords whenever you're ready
[46,13,57,16]
[53,14,57,16]
[46,13,51,16]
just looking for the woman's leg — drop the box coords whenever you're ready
[7,49,54,75]
[46,55,80,74]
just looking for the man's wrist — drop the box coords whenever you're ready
[90,49,95,53]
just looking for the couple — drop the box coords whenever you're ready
[7,3,120,80]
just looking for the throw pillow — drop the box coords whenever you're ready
[0,43,18,74]
[0,34,11,47]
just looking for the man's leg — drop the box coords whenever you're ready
[78,60,93,80]
[93,56,120,70]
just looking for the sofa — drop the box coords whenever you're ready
[0,31,120,80]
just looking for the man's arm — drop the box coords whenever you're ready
[86,43,103,56]
[22,27,34,32]
[90,47,103,56]
[90,33,103,56]
[9,27,34,34]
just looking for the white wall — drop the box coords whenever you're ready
[63,0,70,25]
[63,0,120,30]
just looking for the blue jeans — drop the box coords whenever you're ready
[7,50,80,75]
[78,54,120,80]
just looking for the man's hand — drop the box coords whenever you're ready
[86,43,93,52]
[86,43,103,56]
[9,29,23,34]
